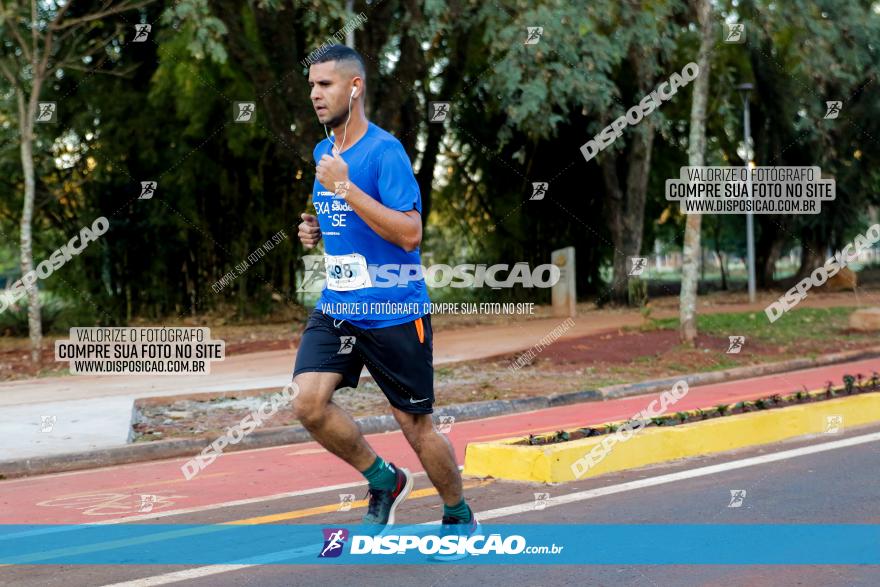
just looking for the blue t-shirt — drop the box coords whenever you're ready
[312,122,430,329]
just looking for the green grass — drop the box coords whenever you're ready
[645,306,867,346]
[703,354,740,370]
[583,376,629,388]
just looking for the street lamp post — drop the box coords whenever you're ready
[737,83,756,303]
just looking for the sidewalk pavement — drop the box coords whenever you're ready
[0,313,640,461]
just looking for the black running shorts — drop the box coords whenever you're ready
[292,309,435,414]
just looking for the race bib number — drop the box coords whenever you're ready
[324,253,372,291]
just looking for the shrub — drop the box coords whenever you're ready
[0,295,69,336]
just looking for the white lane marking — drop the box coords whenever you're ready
[99,565,253,586]
[92,479,374,525]
[96,430,880,586]
[0,473,443,543]
[0,478,381,544]
[94,467,456,524]
[475,430,880,521]
[1,466,458,547]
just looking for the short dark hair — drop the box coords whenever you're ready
[307,44,366,81]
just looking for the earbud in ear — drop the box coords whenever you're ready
[350,86,357,98]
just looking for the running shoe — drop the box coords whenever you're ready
[430,504,482,562]
[362,463,413,532]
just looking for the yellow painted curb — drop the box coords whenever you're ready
[463,392,880,483]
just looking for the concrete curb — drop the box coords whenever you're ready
[0,390,602,479]
[463,391,880,483]
[600,346,880,400]
[2,346,877,479]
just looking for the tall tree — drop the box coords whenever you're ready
[679,0,714,343]
[591,0,683,304]
[601,43,658,304]
[0,0,153,361]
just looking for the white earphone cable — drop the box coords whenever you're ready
[323,89,355,156]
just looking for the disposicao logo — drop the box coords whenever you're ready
[319,528,349,558]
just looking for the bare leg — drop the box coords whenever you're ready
[391,406,463,506]
[292,372,376,472]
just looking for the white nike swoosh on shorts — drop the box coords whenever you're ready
[409,397,430,403]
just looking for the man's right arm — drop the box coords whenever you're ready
[298,213,322,249]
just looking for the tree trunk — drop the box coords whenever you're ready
[700,246,706,281]
[756,224,785,287]
[679,0,713,345]
[415,13,472,225]
[603,48,657,304]
[603,148,647,304]
[760,235,784,286]
[17,86,42,364]
[795,230,827,281]
[710,220,728,290]
[715,250,728,290]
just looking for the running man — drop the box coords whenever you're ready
[294,45,478,550]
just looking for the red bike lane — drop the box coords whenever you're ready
[0,358,876,525]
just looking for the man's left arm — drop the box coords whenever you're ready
[316,152,422,252]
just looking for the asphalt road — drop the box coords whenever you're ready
[3,421,878,587]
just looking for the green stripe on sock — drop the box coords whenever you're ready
[362,456,397,491]
[443,499,471,522]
